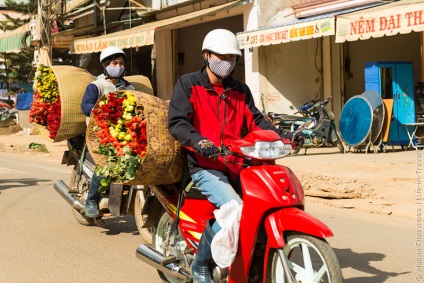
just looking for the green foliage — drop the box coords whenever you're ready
[27,142,49,153]
[5,0,37,15]
[0,52,33,94]
[0,0,36,98]
[94,145,142,191]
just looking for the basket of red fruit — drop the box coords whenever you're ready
[29,65,94,142]
[86,90,185,186]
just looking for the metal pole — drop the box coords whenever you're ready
[41,0,52,65]
[129,0,133,74]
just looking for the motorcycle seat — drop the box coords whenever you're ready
[184,182,207,200]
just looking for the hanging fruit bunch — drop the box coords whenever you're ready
[29,64,61,139]
[91,90,148,191]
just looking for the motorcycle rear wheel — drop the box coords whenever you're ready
[269,233,343,283]
[70,166,94,226]
[152,209,188,283]
[134,188,153,245]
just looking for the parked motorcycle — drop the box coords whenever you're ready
[53,134,152,244]
[135,130,343,282]
[268,97,345,155]
[0,107,19,128]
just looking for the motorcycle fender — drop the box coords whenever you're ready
[61,150,78,166]
[264,208,333,248]
[140,194,163,228]
[262,208,334,282]
[125,186,138,215]
[109,183,124,216]
[61,151,70,165]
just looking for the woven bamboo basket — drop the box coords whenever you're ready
[125,75,154,95]
[86,90,185,185]
[35,65,95,142]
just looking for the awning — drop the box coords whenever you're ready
[0,23,30,53]
[336,0,424,43]
[70,1,243,54]
[236,16,335,49]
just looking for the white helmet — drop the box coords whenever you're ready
[202,29,242,56]
[100,46,126,63]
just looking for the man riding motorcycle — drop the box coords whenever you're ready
[167,28,304,283]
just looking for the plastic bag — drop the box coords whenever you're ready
[211,200,243,268]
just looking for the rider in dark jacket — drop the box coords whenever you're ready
[168,61,288,180]
[168,29,303,283]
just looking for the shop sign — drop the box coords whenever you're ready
[237,17,335,49]
[71,29,155,54]
[0,82,19,89]
[336,1,424,42]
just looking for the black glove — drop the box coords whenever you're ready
[283,131,305,146]
[194,139,218,157]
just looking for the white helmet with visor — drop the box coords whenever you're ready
[202,29,242,56]
[100,46,126,63]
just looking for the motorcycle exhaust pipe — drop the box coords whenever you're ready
[136,244,191,282]
[53,180,85,214]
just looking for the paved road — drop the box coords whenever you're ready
[306,202,418,283]
[0,152,162,283]
[0,152,421,282]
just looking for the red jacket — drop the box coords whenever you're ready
[168,67,283,179]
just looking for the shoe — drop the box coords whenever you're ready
[85,199,99,218]
[85,174,101,218]
[191,222,215,283]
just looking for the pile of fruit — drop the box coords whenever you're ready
[91,90,148,190]
[29,65,61,139]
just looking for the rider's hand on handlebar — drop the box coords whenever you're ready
[194,139,219,157]
[283,131,305,146]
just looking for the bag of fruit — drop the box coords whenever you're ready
[29,65,94,142]
[86,90,185,186]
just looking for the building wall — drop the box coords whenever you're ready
[155,30,174,100]
[154,2,247,100]
[176,15,244,80]
[257,0,300,27]
[330,37,343,125]
[258,38,323,116]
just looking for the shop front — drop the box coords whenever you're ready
[236,15,339,119]
[335,0,424,145]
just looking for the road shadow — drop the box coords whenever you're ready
[290,145,415,157]
[289,150,344,157]
[0,178,51,191]
[334,248,410,282]
[99,215,139,236]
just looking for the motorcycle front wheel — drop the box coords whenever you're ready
[269,233,343,283]
[70,166,95,226]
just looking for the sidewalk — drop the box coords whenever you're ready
[279,146,418,220]
[0,127,419,220]
[0,130,67,160]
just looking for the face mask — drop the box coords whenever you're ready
[106,66,125,79]
[208,57,236,79]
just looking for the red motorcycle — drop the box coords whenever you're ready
[136,130,343,283]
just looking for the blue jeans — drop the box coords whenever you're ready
[191,169,243,233]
